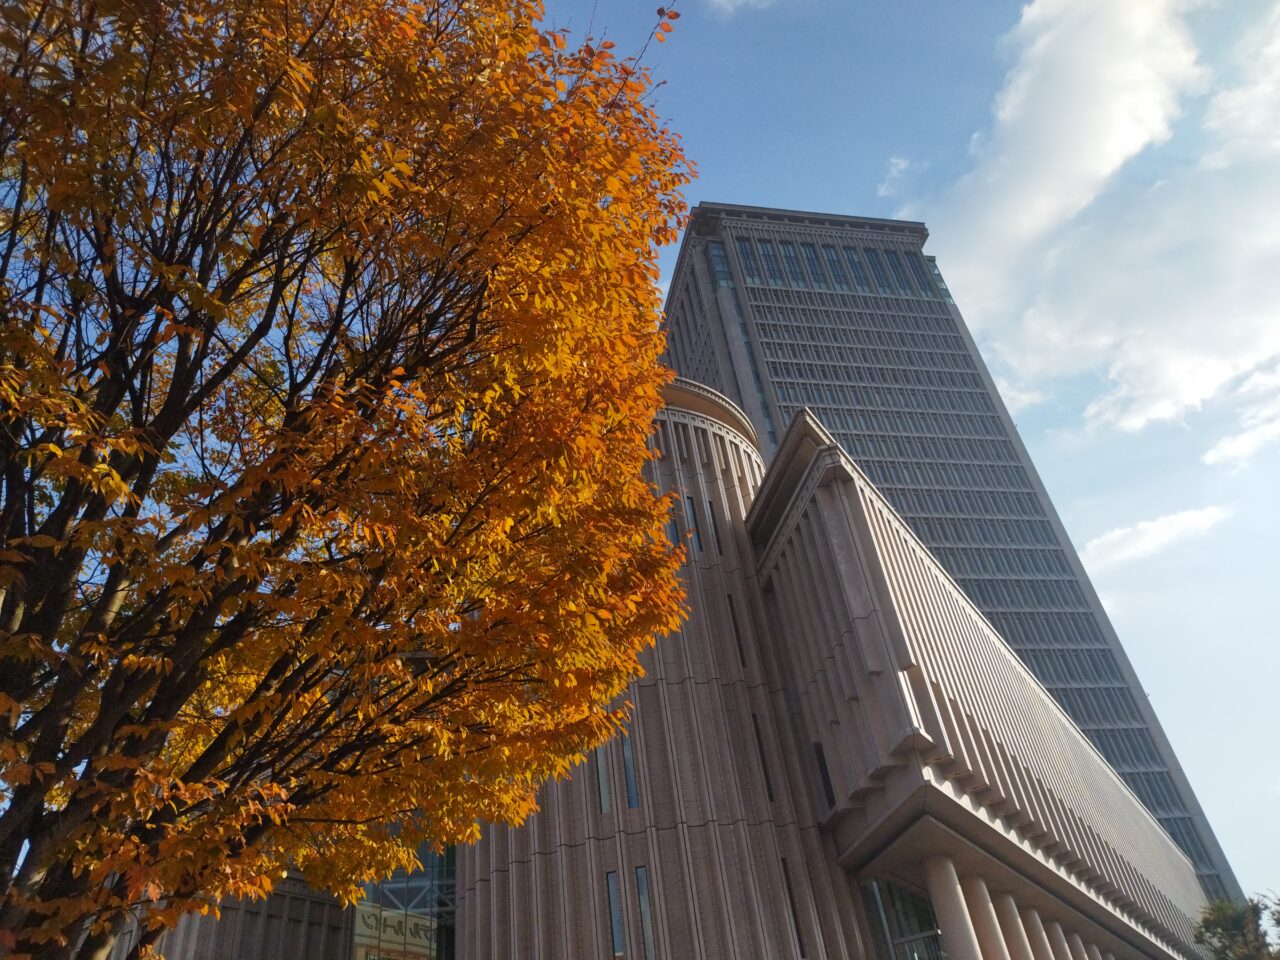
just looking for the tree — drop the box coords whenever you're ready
[1196,897,1280,960]
[0,0,688,956]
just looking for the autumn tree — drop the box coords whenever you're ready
[0,0,688,956]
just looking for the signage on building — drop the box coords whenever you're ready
[353,902,438,960]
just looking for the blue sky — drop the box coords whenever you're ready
[542,0,1280,894]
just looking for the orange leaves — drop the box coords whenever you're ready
[0,0,688,950]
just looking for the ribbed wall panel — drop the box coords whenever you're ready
[455,386,865,960]
[748,417,1206,960]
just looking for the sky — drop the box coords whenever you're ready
[541,0,1280,895]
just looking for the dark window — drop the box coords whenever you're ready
[706,241,733,287]
[684,497,703,552]
[780,858,807,958]
[622,734,640,808]
[758,239,786,285]
[842,247,872,292]
[635,867,657,960]
[779,241,808,287]
[595,747,611,814]
[707,499,725,554]
[882,249,915,295]
[751,714,775,802]
[863,248,891,293]
[822,245,850,291]
[813,742,837,809]
[606,871,626,956]
[801,244,829,289]
[734,237,763,284]
[727,596,748,667]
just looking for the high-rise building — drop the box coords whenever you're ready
[660,202,1238,900]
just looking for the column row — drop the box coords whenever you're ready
[923,857,1128,960]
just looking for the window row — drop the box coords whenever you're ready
[760,340,981,378]
[593,737,640,814]
[605,865,657,960]
[931,544,1073,580]
[857,457,1034,494]
[752,314,962,347]
[1122,770,1189,817]
[960,576,1089,611]
[827,411,1008,444]
[909,515,1059,548]
[772,375,996,418]
[746,272,957,315]
[1016,646,1125,686]
[985,611,1108,648]
[842,433,1023,469]
[1161,817,1216,874]
[1085,726,1166,772]
[731,234,942,303]
[1050,685,1143,726]
[882,484,1049,521]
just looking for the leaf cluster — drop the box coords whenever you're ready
[0,0,689,956]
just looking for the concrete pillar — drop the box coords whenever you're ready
[1020,908,1057,960]
[960,877,1012,960]
[1066,932,1091,960]
[924,857,983,960]
[1044,921,1074,960]
[1085,945,1106,960]
[992,894,1035,960]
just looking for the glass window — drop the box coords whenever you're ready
[751,714,774,801]
[800,243,829,289]
[779,241,808,287]
[882,249,915,295]
[606,871,626,957]
[780,858,807,958]
[707,499,724,555]
[684,497,703,552]
[595,747,611,814]
[822,245,850,290]
[842,247,872,292]
[635,867,657,960]
[907,252,938,297]
[862,247,891,293]
[758,239,786,286]
[727,596,747,667]
[734,237,763,285]
[706,240,734,288]
[621,734,640,808]
[813,742,836,809]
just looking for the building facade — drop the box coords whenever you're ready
[452,379,1212,960]
[660,202,1238,900]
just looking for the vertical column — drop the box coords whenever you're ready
[1085,943,1106,960]
[1044,921,1074,960]
[1020,908,1056,960]
[923,857,982,960]
[992,895,1035,960]
[1066,932,1091,960]
[960,877,1012,960]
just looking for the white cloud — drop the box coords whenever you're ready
[932,0,1207,320]
[1081,505,1231,571]
[877,156,912,198]
[1203,363,1280,465]
[994,377,1046,414]
[927,0,1280,440]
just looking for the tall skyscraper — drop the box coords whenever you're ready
[661,201,1239,900]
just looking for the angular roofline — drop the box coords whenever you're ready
[690,201,930,240]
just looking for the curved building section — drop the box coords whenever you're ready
[454,380,867,960]
[457,380,1210,960]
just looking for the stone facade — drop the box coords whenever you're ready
[453,380,1211,960]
